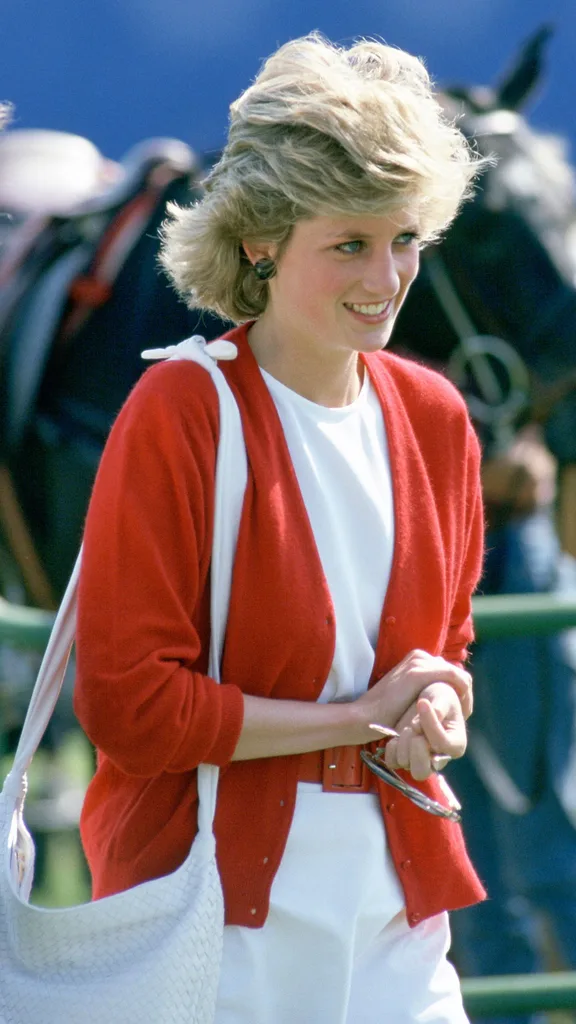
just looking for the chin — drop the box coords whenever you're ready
[358,328,392,353]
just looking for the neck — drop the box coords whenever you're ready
[247,318,363,407]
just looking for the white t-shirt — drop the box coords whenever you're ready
[261,368,394,702]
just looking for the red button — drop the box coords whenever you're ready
[409,912,421,925]
[386,803,395,812]
[385,616,396,626]
[401,859,412,870]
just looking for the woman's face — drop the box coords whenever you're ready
[262,211,421,360]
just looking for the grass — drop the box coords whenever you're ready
[2,728,92,907]
[31,829,90,908]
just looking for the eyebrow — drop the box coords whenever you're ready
[326,229,375,241]
[325,225,420,242]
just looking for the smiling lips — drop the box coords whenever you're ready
[344,300,392,322]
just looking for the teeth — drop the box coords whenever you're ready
[348,302,388,315]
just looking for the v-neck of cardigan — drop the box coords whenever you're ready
[221,323,409,685]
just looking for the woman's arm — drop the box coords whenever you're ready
[231,650,471,760]
[75,363,245,778]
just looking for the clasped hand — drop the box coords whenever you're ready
[354,649,470,781]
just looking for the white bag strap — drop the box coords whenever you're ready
[4,335,248,836]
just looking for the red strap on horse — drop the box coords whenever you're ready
[59,188,160,340]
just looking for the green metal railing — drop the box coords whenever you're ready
[1,592,576,647]
[473,592,576,639]
[0,597,55,649]
[3,591,576,1016]
[462,970,576,1017]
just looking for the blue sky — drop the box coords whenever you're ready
[2,0,575,163]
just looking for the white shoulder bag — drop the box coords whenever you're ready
[0,336,247,1024]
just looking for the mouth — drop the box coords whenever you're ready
[343,300,393,323]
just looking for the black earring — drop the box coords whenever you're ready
[253,258,276,281]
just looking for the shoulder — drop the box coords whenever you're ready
[89,359,222,497]
[114,358,220,447]
[126,358,220,415]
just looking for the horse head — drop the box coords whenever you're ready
[394,26,576,473]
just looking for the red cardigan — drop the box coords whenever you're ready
[74,323,486,928]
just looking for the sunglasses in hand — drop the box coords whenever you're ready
[361,724,462,823]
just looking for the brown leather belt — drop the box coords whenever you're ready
[298,744,378,793]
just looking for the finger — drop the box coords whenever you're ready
[416,698,447,750]
[439,663,473,718]
[408,733,433,780]
[403,652,473,718]
[417,698,467,759]
[384,728,434,780]
[411,653,472,716]
[389,701,419,735]
[410,713,423,735]
[384,735,399,769]
[394,727,414,771]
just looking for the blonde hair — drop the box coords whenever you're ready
[160,33,485,322]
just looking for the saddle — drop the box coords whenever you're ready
[0,130,199,455]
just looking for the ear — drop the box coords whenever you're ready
[241,240,276,267]
[496,24,553,111]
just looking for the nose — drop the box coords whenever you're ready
[362,246,401,297]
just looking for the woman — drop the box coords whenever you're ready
[74,34,486,1023]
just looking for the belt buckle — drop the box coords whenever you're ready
[322,745,372,793]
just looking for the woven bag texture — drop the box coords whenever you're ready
[0,336,246,1024]
[0,794,224,1023]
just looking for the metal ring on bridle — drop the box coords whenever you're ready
[447,334,531,428]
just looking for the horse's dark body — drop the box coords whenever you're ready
[10,173,226,597]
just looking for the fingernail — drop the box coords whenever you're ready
[369,723,399,737]
[431,754,452,772]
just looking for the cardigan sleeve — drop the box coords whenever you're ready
[73,361,245,777]
[442,421,485,665]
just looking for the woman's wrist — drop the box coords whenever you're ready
[339,699,383,746]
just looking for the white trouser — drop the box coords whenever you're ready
[215,784,469,1023]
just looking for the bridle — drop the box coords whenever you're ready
[425,107,576,452]
[423,248,530,452]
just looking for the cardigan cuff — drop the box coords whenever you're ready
[164,679,246,773]
[205,682,246,767]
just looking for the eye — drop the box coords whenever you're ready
[335,239,365,255]
[394,231,420,246]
